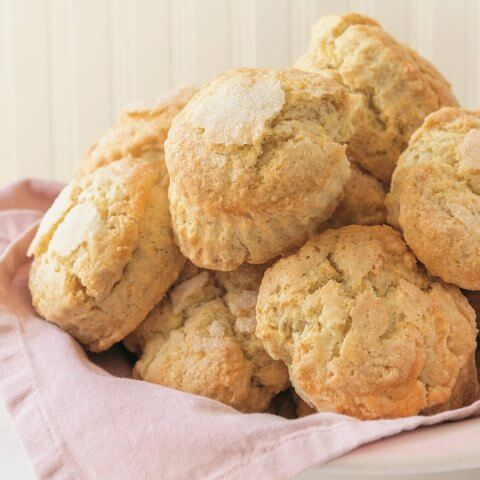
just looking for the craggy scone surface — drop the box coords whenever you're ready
[75,86,197,184]
[126,262,289,413]
[28,158,185,352]
[321,162,386,230]
[165,67,352,271]
[296,13,458,183]
[256,225,477,419]
[387,108,480,290]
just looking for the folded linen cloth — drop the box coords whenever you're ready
[0,179,479,480]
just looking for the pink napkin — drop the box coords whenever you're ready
[0,179,479,480]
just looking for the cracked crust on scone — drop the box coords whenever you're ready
[296,12,458,183]
[165,67,353,271]
[28,158,185,352]
[387,108,480,290]
[125,262,289,413]
[321,162,386,230]
[256,225,477,420]
[75,86,198,185]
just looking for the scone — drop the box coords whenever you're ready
[125,262,289,413]
[256,225,477,420]
[75,86,197,185]
[165,67,353,271]
[321,162,386,230]
[296,13,458,183]
[387,108,480,290]
[28,158,185,352]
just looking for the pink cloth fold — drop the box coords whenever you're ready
[0,179,479,480]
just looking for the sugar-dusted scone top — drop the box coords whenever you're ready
[256,225,477,420]
[75,86,198,185]
[125,262,289,413]
[28,158,185,352]
[321,162,386,230]
[387,108,480,290]
[296,13,458,183]
[165,67,353,271]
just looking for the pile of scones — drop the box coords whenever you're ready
[28,13,480,420]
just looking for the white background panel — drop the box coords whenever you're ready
[1,0,479,185]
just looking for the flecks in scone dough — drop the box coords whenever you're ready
[387,108,480,290]
[256,225,477,420]
[165,67,353,271]
[28,158,185,352]
[296,12,458,183]
[125,262,289,413]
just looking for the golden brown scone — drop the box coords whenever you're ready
[296,13,458,183]
[75,86,198,184]
[321,162,386,230]
[28,158,185,352]
[165,67,353,271]
[126,262,289,413]
[387,108,480,290]
[256,225,477,420]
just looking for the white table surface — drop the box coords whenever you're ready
[0,399,35,479]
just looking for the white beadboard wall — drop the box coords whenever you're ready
[1,0,479,186]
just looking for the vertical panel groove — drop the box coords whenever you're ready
[1,0,18,182]
[462,0,475,108]
[45,0,54,178]
[286,0,292,65]
[167,0,173,90]
[477,0,480,109]
[227,0,233,71]
[68,0,79,171]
